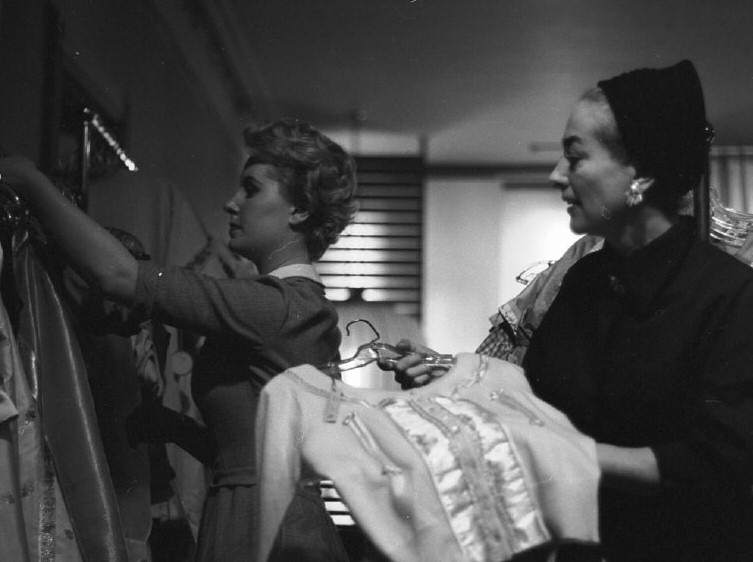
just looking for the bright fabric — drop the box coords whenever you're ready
[255,353,600,562]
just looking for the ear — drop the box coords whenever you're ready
[289,206,310,226]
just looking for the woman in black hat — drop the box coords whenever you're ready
[525,59,753,561]
[396,60,753,561]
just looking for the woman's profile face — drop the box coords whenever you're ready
[549,100,636,236]
[224,163,295,263]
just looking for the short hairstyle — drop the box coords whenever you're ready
[243,119,358,260]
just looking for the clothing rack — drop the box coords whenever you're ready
[79,108,138,209]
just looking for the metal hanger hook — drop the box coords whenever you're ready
[344,318,380,345]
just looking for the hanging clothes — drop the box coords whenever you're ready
[0,239,35,561]
[11,223,129,561]
[254,353,600,562]
[87,169,217,542]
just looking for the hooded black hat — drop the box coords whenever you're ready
[597,59,712,196]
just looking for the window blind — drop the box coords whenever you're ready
[320,156,424,319]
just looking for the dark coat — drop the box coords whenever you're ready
[524,217,753,561]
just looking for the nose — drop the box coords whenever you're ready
[224,191,241,215]
[549,158,569,190]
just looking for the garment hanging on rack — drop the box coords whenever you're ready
[0,239,38,561]
[254,353,600,562]
[86,168,219,543]
[11,223,129,561]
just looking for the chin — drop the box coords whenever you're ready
[568,219,588,235]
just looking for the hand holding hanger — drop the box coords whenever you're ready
[318,319,454,378]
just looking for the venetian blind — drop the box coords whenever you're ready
[320,156,424,319]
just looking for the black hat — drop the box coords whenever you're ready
[597,60,712,196]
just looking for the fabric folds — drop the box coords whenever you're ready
[254,353,600,562]
[12,225,129,561]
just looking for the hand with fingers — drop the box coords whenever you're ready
[379,339,450,389]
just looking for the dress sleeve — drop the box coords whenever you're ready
[132,261,290,342]
[653,280,753,488]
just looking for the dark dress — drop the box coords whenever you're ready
[523,217,753,561]
[133,262,348,562]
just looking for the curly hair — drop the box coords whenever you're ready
[243,119,358,260]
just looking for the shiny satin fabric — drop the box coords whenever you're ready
[381,395,551,561]
[255,353,600,562]
[13,225,129,561]
[1,232,83,562]
[0,240,33,560]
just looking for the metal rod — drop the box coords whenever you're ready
[79,116,91,211]
[695,159,710,242]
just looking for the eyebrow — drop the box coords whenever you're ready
[240,174,262,189]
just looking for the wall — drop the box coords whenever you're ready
[0,0,244,242]
[0,0,50,160]
[497,186,580,305]
[423,177,503,354]
[423,175,579,355]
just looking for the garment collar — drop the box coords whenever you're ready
[267,263,322,283]
[600,216,694,309]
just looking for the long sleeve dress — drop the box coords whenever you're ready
[522,216,753,561]
[254,353,601,562]
[132,261,348,562]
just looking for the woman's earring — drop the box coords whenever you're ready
[626,180,646,207]
[600,205,612,220]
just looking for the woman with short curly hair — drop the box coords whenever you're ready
[0,118,358,561]
[242,118,358,261]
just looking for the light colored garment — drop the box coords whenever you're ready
[254,353,600,562]
[1,225,132,561]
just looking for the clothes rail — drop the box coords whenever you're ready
[79,108,138,209]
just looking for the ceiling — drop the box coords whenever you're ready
[191,0,753,164]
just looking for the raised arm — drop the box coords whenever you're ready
[0,155,138,303]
